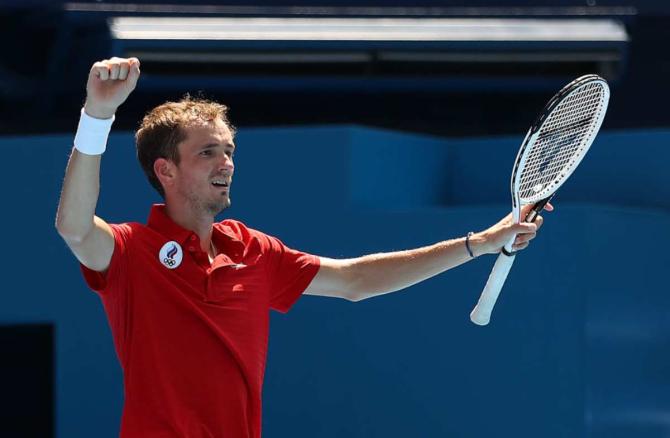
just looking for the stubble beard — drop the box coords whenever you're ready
[204,195,231,216]
[182,186,231,218]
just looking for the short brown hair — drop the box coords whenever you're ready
[135,95,235,197]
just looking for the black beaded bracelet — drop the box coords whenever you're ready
[465,232,475,258]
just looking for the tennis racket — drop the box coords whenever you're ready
[470,74,610,326]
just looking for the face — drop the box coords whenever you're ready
[164,118,236,216]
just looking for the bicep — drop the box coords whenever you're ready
[303,257,356,300]
[63,215,115,272]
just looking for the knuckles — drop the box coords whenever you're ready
[91,58,137,72]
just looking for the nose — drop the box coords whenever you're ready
[220,154,234,174]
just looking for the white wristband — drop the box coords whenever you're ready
[73,108,115,155]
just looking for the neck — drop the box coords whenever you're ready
[165,202,215,253]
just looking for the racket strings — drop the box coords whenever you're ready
[518,82,607,201]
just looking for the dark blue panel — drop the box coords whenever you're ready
[0,127,668,437]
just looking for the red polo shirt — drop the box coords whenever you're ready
[81,204,320,438]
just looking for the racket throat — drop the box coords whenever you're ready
[525,194,554,223]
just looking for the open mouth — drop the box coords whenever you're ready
[211,179,230,189]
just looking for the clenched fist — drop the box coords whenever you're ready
[84,57,141,119]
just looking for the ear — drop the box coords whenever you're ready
[154,158,177,192]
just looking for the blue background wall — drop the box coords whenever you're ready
[0,127,668,437]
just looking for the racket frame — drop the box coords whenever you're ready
[506,74,609,253]
[470,74,610,325]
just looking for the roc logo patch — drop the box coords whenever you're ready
[159,241,183,269]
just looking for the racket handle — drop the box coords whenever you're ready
[470,252,517,326]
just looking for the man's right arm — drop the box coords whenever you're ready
[55,57,140,273]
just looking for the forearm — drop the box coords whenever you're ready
[55,148,103,242]
[56,89,120,240]
[308,208,542,302]
[348,235,484,301]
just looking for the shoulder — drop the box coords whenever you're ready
[108,221,162,250]
[111,221,148,238]
[216,219,283,255]
[217,218,272,241]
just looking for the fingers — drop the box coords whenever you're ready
[512,241,530,251]
[509,219,539,251]
[510,230,535,251]
[91,61,110,80]
[126,57,141,88]
[513,231,536,245]
[89,57,139,82]
[494,202,552,253]
[111,63,122,80]
[512,221,537,234]
[85,57,141,118]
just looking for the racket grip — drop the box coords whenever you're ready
[470,252,517,326]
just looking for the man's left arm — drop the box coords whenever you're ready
[303,205,549,302]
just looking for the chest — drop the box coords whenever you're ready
[130,237,270,315]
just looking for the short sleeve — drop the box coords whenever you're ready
[80,223,132,295]
[262,234,320,313]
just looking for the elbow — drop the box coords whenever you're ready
[55,216,89,245]
[344,271,369,303]
[323,258,370,302]
[345,292,365,303]
[343,259,385,303]
[56,227,86,246]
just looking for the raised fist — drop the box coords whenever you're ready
[84,57,141,119]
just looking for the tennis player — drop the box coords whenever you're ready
[56,57,548,438]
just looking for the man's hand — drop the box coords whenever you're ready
[84,57,141,119]
[471,203,554,256]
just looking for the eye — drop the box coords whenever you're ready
[200,150,213,157]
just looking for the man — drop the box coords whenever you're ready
[56,57,547,438]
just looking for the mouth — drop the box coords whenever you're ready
[211,178,230,191]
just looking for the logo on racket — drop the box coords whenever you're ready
[159,241,183,269]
